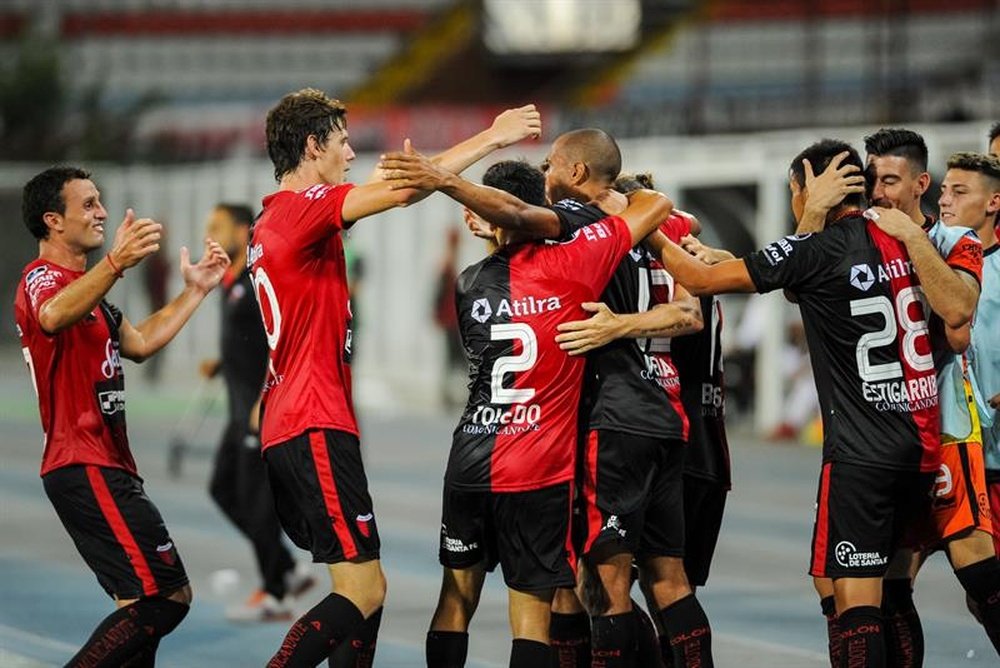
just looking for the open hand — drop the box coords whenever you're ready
[863,207,920,242]
[803,151,865,215]
[589,189,628,216]
[181,238,230,294]
[555,302,623,355]
[488,104,542,147]
[380,139,452,191]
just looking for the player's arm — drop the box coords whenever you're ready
[342,105,541,224]
[37,210,161,335]
[555,288,703,356]
[866,207,980,328]
[119,239,230,362]
[646,231,755,295]
[794,152,866,235]
[943,321,971,354]
[679,234,735,264]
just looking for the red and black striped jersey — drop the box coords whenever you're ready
[744,214,940,472]
[15,259,133,476]
[249,183,358,449]
[554,200,689,441]
[448,216,633,492]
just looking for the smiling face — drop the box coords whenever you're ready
[938,168,999,232]
[48,179,108,253]
[866,154,928,220]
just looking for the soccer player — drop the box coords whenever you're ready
[652,139,942,666]
[199,203,315,623]
[251,89,542,668]
[16,166,230,666]
[984,135,1000,563]
[940,152,1000,653]
[382,131,711,668]
[411,157,673,667]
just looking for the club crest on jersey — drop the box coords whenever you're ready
[849,264,876,291]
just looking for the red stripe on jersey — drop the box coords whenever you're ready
[309,431,358,560]
[868,223,941,472]
[811,462,833,577]
[583,431,603,555]
[85,466,158,597]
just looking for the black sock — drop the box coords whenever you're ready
[549,612,590,668]
[68,598,188,668]
[821,595,841,667]
[881,579,923,668]
[658,635,674,668]
[267,593,364,668]
[510,638,550,668]
[328,607,382,668]
[122,639,159,668]
[591,612,637,667]
[426,630,468,668]
[837,606,885,668]
[955,557,1000,656]
[632,603,664,668]
[658,595,713,668]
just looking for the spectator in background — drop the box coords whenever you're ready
[433,227,465,408]
[142,225,170,383]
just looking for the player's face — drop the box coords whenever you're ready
[541,140,574,204]
[56,179,108,252]
[938,169,998,231]
[314,126,355,185]
[990,136,1000,158]
[788,174,805,223]
[205,208,243,257]
[866,155,926,216]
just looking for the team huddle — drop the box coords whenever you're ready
[13,87,1000,668]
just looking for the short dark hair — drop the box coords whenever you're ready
[989,122,1000,147]
[863,127,928,173]
[266,88,347,181]
[789,139,865,209]
[482,160,546,206]
[947,152,1000,187]
[215,203,255,227]
[558,128,622,184]
[22,166,92,241]
[613,172,655,194]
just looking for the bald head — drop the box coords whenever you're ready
[556,128,622,184]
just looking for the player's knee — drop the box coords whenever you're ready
[166,584,193,606]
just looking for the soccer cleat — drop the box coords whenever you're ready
[225,591,294,623]
[285,561,317,600]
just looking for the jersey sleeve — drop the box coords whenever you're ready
[23,264,72,321]
[945,232,983,285]
[551,199,608,237]
[558,216,633,296]
[289,183,355,247]
[743,233,828,294]
[659,213,692,244]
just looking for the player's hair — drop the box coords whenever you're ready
[557,128,622,184]
[482,160,546,206]
[946,152,1000,189]
[789,139,865,209]
[989,122,1000,148]
[863,127,928,173]
[22,166,92,241]
[266,88,347,181]
[215,203,256,227]
[613,172,655,194]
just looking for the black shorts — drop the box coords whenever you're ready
[264,429,379,564]
[682,475,728,587]
[810,461,933,579]
[578,430,685,561]
[439,481,576,592]
[43,465,188,600]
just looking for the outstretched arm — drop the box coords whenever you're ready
[38,210,161,334]
[119,239,230,362]
[341,105,541,224]
[646,230,755,295]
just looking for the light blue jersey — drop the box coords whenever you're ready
[926,221,983,443]
[969,245,1000,470]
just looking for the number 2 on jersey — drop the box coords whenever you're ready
[490,323,537,404]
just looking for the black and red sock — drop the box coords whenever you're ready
[658,595,713,668]
[67,597,188,668]
[267,593,364,668]
[881,579,922,668]
[591,612,637,667]
[837,605,885,668]
[426,630,468,668]
[510,638,550,668]
[328,607,382,668]
[549,611,590,668]
[955,557,1000,657]
[632,603,665,668]
[821,595,841,667]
